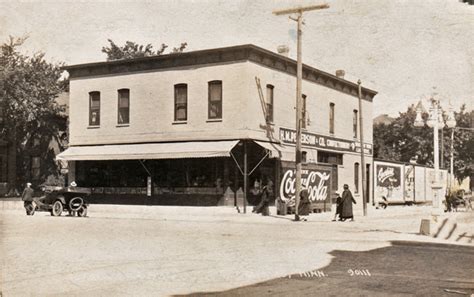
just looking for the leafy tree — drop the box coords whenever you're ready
[0,36,68,191]
[102,39,187,61]
[374,104,474,182]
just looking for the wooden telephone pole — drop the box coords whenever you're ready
[273,3,329,221]
[357,80,367,216]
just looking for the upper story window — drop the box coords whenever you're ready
[329,102,335,134]
[265,85,274,123]
[89,91,100,126]
[118,89,130,125]
[208,81,222,119]
[354,162,360,193]
[353,109,358,138]
[302,94,307,129]
[174,84,188,121]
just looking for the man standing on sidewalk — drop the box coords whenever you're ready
[21,182,35,215]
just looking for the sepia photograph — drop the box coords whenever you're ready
[0,0,473,296]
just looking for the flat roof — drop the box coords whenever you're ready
[64,44,377,101]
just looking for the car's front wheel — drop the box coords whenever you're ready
[51,200,63,216]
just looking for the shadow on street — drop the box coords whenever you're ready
[177,241,474,297]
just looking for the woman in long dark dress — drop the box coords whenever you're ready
[298,188,311,221]
[254,181,273,216]
[340,184,356,221]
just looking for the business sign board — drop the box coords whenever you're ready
[279,128,373,155]
[374,161,404,202]
[280,162,332,211]
[404,165,415,201]
[414,166,426,202]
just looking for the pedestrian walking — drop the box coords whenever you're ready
[21,182,35,215]
[253,180,273,216]
[332,192,342,221]
[298,188,311,221]
[340,184,356,221]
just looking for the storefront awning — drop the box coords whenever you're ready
[56,140,240,161]
[254,141,317,162]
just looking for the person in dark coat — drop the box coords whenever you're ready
[22,182,35,215]
[332,192,342,221]
[253,180,273,216]
[298,188,311,221]
[340,184,356,221]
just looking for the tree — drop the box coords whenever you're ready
[0,36,68,191]
[373,104,474,182]
[101,39,187,61]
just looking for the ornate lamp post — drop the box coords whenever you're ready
[414,99,455,217]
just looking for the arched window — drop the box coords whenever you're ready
[354,162,360,193]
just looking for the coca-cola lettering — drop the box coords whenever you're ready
[280,169,330,202]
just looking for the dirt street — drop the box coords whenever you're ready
[1,204,473,296]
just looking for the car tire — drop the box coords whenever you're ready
[77,206,87,217]
[51,200,63,216]
[69,197,83,212]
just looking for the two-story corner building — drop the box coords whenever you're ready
[58,44,377,209]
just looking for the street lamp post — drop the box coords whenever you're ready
[414,99,456,217]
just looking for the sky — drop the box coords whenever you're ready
[1,0,473,118]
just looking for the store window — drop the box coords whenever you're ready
[354,162,360,193]
[353,109,358,138]
[329,103,335,134]
[317,151,343,165]
[266,85,274,123]
[208,80,222,119]
[32,157,41,179]
[118,89,130,124]
[302,151,307,163]
[89,91,100,126]
[174,84,187,121]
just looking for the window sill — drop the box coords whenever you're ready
[172,121,187,125]
[206,119,222,123]
[116,124,130,128]
[87,126,100,129]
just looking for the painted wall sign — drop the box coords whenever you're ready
[279,127,372,155]
[280,168,331,203]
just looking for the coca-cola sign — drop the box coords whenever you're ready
[280,169,331,202]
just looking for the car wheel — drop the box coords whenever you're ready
[51,200,63,216]
[77,206,88,217]
[69,197,83,212]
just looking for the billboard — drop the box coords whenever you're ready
[414,166,426,202]
[374,161,404,202]
[404,165,415,201]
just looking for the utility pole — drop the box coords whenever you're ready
[273,3,329,222]
[357,80,367,216]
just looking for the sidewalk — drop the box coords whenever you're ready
[2,199,473,244]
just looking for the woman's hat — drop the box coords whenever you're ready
[70,181,77,187]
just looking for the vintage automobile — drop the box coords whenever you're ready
[24,186,91,217]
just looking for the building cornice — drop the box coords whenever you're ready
[64,44,377,101]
